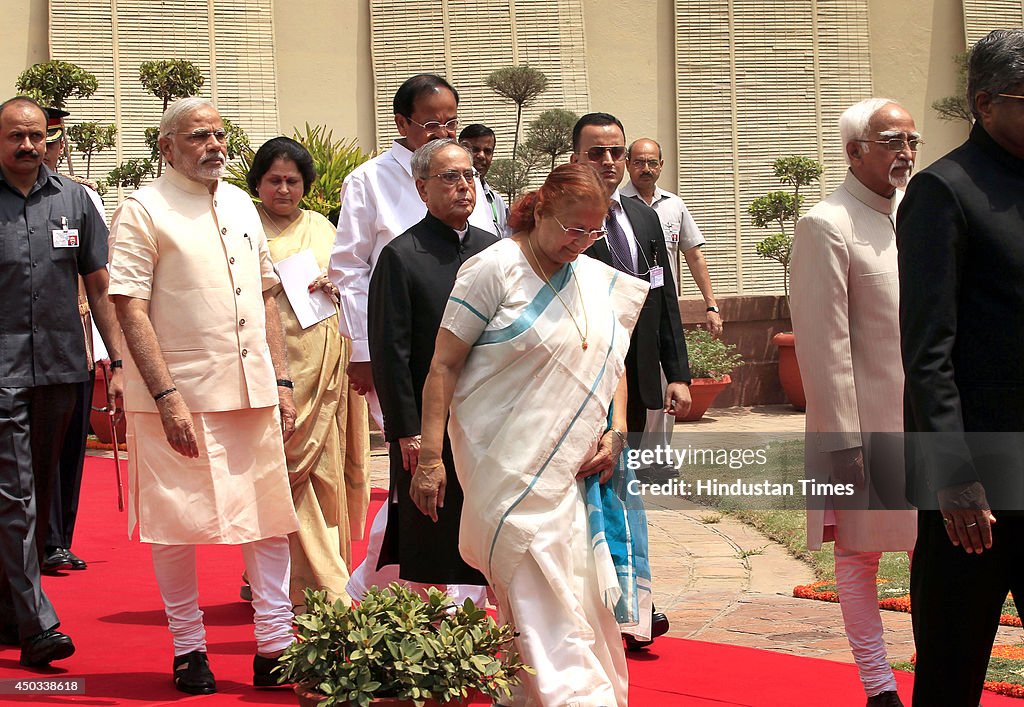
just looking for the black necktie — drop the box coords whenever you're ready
[605,203,634,273]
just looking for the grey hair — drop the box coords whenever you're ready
[838,98,901,165]
[968,29,1024,120]
[159,97,217,139]
[410,138,471,179]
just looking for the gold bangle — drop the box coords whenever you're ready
[418,460,444,471]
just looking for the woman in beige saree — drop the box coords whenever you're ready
[248,137,371,606]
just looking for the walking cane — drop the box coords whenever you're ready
[98,365,125,512]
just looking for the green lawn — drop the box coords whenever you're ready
[679,438,1013,616]
[677,436,1024,691]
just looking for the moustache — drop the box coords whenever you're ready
[199,152,225,164]
[16,150,39,159]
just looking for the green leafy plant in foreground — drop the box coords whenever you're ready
[278,584,531,707]
[684,328,743,381]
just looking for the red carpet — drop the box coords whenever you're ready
[2,457,1019,706]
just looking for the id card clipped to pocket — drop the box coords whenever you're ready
[52,216,80,248]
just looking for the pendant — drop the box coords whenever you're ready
[582,341,588,350]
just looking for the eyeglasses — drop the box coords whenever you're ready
[553,215,607,242]
[584,145,627,162]
[997,93,1024,101]
[429,169,476,186]
[407,117,460,133]
[856,136,923,152]
[630,158,661,169]
[176,128,228,143]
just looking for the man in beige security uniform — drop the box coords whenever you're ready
[109,97,299,696]
[790,98,918,707]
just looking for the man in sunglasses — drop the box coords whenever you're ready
[571,112,692,650]
[790,98,919,707]
[330,74,495,608]
[899,28,1024,706]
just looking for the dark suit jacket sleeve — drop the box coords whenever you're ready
[368,244,421,441]
[635,205,690,384]
[896,170,978,489]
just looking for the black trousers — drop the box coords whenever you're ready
[0,384,77,639]
[911,510,1024,706]
[625,376,651,448]
[47,374,94,552]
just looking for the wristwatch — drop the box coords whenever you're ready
[706,306,720,313]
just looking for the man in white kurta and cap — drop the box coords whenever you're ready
[109,97,299,696]
[790,98,918,707]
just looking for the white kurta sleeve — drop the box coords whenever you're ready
[790,212,862,451]
[329,172,376,361]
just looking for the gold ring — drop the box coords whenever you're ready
[966,522,978,528]
[943,517,951,526]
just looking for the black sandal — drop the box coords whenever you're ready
[173,650,216,695]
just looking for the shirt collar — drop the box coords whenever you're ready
[609,189,623,211]
[620,180,668,205]
[164,165,219,195]
[0,164,59,197]
[970,122,1024,175]
[843,169,899,216]
[390,140,415,178]
[424,211,468,242]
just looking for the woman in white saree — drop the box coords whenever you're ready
[413,164,649,706]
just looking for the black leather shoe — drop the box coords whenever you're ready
[254,653,289,687]
[867,691,904,707]
[624,610,670,651]
[65,550,87,571]
[173,650,216,695]
[41,548,72,574]
[20,629,75,667]
[0,624,19,646]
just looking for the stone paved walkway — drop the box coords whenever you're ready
[648,405,1021,667]
[367,404,1022,670]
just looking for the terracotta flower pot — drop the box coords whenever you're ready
[771,332,806,411]
[680,374,732,422]
[90,373,127,444]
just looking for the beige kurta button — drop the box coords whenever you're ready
[235,287,241,295]
[229,257,235,264]
[241,349,248,357]
[221,227,227,235]
[239,318,245,326]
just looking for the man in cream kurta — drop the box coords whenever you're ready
[790,99,918,707]
[108,98,298,696]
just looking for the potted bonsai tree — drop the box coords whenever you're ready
[279,583,530,707]
[681,328,743,421]
[748,156,823,411]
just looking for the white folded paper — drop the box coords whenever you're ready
[274,249,337,329]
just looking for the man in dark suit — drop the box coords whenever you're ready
[572,113,691,650]
[897,28,1024,707]
[368,139,495,594]
[572,113,691,461]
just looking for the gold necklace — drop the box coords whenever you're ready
[258,204,296,236]
[525,236,589,350]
